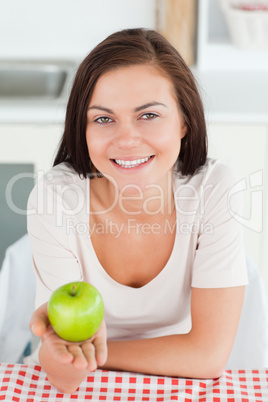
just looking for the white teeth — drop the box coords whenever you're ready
[114,156,151,168]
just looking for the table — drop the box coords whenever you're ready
[0,364,267,402]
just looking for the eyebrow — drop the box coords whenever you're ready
[133,102,167,112]
[88,105,113,113]
[87,102,167,114]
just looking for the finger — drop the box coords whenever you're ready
[93,321,108,366]
[81,342,97,372]
[30,303,50,337]
[40,324,54,341]
[42,327,74,365]
[93,336,107,367]
[50,342,74,365]
[68,344,89,370]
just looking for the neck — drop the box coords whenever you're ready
[90,171,174,222]
[90,170,175,221]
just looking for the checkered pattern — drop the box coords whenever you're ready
[0,364,267,401]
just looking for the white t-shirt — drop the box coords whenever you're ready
[26,158,248,363]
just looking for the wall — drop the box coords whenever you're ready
[0,0,155,61]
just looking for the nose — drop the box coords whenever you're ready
[114,122,140,149]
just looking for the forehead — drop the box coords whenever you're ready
[89,64,177,105]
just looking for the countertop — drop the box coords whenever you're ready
[1,69,268,125]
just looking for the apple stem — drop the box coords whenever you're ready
[71,285,76,297]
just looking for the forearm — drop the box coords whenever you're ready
[103,286,243,379]
[39,341,90,394]
[102,333,227,379]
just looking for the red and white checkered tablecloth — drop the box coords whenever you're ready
[0,364,267,402]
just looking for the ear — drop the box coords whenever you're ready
[181,121,188,139]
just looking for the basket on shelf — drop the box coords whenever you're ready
[219,0,268,49]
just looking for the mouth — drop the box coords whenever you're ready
[112,155,154,169]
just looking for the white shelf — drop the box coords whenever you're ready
[195,0,268,123]
[192,68,268,123]
[197,0,268,71]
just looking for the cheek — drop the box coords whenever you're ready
[153,121,182,148]
[85,133,93,157]
[86,130,103,155]
[86,134,101,167]
[157,123,183,162]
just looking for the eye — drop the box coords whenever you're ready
[140,113,158,120]
[94,116,113,125]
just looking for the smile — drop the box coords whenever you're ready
[113,156,153,168]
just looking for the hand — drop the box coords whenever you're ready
[30,303,107,371]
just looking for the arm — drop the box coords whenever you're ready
[30,303,107,394]
[101,285,245,378]
[27,176,109,392]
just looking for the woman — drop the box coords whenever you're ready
[27,28,248,393]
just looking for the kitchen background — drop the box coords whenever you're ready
[0,0,268,300]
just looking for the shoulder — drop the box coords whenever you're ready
[173,159,242,217]
[27,162,89,210]
[30,162,88,193]
[174,158,240,192]
[39,162,84,185]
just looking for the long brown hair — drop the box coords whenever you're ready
[54,28,207,177]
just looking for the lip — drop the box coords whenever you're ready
[111,155,153,161]
[110,155,155,171]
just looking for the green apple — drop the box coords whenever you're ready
[47,281,104,342]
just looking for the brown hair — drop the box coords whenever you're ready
[54,28,207,177]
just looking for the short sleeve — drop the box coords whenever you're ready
[27,176,83,309]
[191,162,248,288]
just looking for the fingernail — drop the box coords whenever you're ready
[31,323,36,333]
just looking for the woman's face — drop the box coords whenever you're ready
[86,64,187,192]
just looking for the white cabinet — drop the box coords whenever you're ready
[207,122,268,296]
[0,124,63,174]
